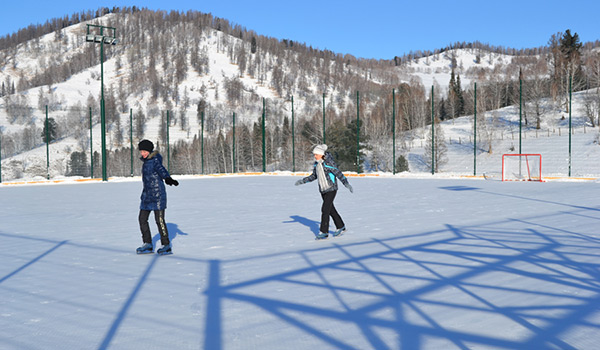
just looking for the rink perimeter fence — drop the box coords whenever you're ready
[0,84,598,184]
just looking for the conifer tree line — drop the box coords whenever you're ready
[1,6,600,178]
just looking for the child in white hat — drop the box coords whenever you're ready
[295,144,353,239]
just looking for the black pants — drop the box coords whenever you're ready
[320,190,345,234]
[139,210,170,246]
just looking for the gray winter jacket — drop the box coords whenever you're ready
[299,152,349,193]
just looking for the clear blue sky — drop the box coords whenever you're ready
[1,0,599,60]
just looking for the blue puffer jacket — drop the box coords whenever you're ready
[300,152,349,193]
[140,151,171,210]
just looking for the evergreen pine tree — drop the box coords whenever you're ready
[68,151,89,176]
[41,117,58,143]
[439,98,448,121]
[448,69,457,118]
[455,74,465,116]
[395,155,409,173]
[326,119,368,172]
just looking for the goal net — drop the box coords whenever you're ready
[502,154,542,181]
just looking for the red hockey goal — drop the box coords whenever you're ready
[502,154,542,182]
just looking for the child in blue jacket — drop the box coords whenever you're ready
[295,144,353,239]
[136,139,179,255]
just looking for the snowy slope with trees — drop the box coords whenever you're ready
[1,8,600,181]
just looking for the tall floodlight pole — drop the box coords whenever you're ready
[85,24,118,182]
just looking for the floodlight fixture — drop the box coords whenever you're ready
[102,37,119,45]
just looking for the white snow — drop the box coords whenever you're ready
[2,175,600,349]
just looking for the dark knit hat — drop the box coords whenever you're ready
[138,139,154,152]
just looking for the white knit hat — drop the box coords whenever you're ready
[313,144,327,155]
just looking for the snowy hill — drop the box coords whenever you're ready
[0,9,599,181]
[403,48,518,91]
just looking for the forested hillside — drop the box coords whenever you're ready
[0,7,599,180]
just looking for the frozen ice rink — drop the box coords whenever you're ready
[2,175,600,349]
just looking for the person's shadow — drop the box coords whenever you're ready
[153,223,189,246]
[283,215,321,237]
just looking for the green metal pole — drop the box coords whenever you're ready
[392,88,396,174]
[201,111,205,174]
[100,33,107,182]
[569,75,572,177]
[129,108,133,177]
[233,112,236,173]
[519,78,522,154]
[474,82,477,176]
[262,98,266,173]
[166,110,170,172]
[292,96,295,173]
[89,107,93,178]
[322,93,326,143]
[356,91,360,174]
[431,86,435,175]
[46,105,50,180]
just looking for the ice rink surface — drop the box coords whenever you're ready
[2,175,600,349]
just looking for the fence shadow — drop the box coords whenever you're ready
[4,204,600,349]
[202,212,600,349]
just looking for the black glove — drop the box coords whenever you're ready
[165,177,179,186]
[345,183,353,193]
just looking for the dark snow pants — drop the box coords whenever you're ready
[320,190,345,234]
[139,210,170,246]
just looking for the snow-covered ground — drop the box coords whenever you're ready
[2,175,600,349]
